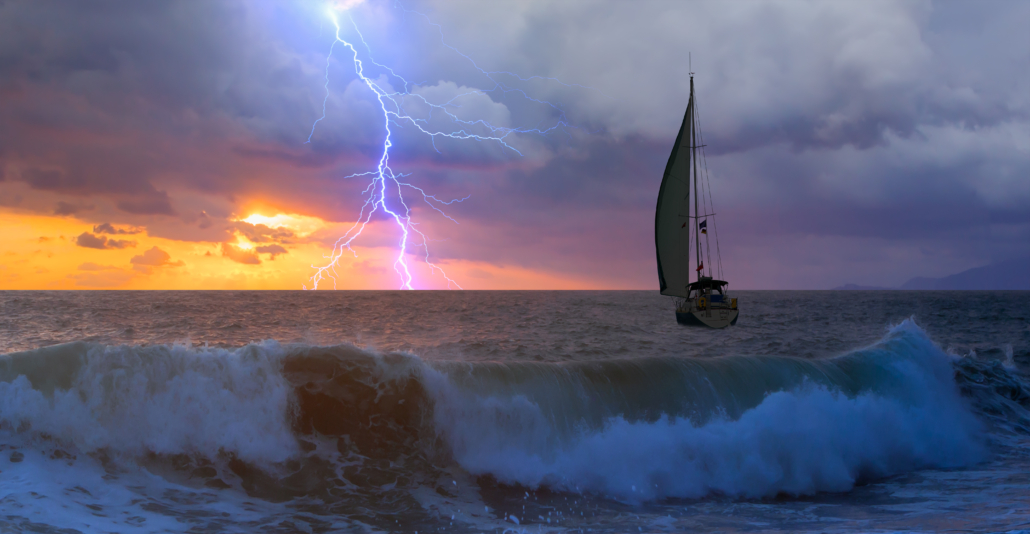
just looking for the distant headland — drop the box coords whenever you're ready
[835,256,1030,290]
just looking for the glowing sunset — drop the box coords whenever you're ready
[0,2,1028,532]
[3,1,1024,291]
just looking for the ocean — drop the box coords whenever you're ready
[0,290,1028,533]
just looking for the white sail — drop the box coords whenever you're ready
[654,84,694,298]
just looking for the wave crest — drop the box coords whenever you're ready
[0,319,1012,501]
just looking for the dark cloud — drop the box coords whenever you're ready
[231,146,349,170]
[18,166,160,197]
[75,232,136,250]
[197,211,213,229]
[53,201,94,216]
[74,232,109,249]
[234,222,295,244]
[0,0,1027,288]
[22,169,76,190]
[19,164,177,216]
[93,222,142,235]
[116,192,176,216]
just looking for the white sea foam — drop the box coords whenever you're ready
[0,320,990,505]
[0,341,297,464]
[430,320,987,500]
[0,291,1026,533]
[0,444,285,533]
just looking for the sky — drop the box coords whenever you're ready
[0,0,1027,290]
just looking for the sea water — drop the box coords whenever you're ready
[0,290,1027,533]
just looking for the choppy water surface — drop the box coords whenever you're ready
[0,290,1028,533]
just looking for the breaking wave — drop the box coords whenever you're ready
[0,319,1022,505]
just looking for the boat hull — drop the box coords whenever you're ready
[676,307,739,328]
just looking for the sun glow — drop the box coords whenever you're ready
[0,207,619,290]
[239,213,326,236]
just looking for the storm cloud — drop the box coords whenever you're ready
[1,0,1027,288]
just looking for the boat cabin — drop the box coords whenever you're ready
[688,277,729,303]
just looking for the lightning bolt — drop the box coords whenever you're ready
[305,6,597,290]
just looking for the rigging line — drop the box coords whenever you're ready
[693,89,724,281]
[690,96,711,278]
[691,81,701,282]
[694,108,713,279]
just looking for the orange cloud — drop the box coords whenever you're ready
[233,221,295,244]
[221,242,261,264]
[255,244,288,259]
[0,208,629,290]
[130,246,185,273]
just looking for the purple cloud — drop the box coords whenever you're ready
[75,232,137,250]
[0,0,1026,288]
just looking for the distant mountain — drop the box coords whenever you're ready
[833,283,893,290]
[900,256,1030,290]
[835,257,1030,290]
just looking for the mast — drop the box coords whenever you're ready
[691,75,700,283]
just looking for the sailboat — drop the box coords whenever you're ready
[655,72,739,328]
